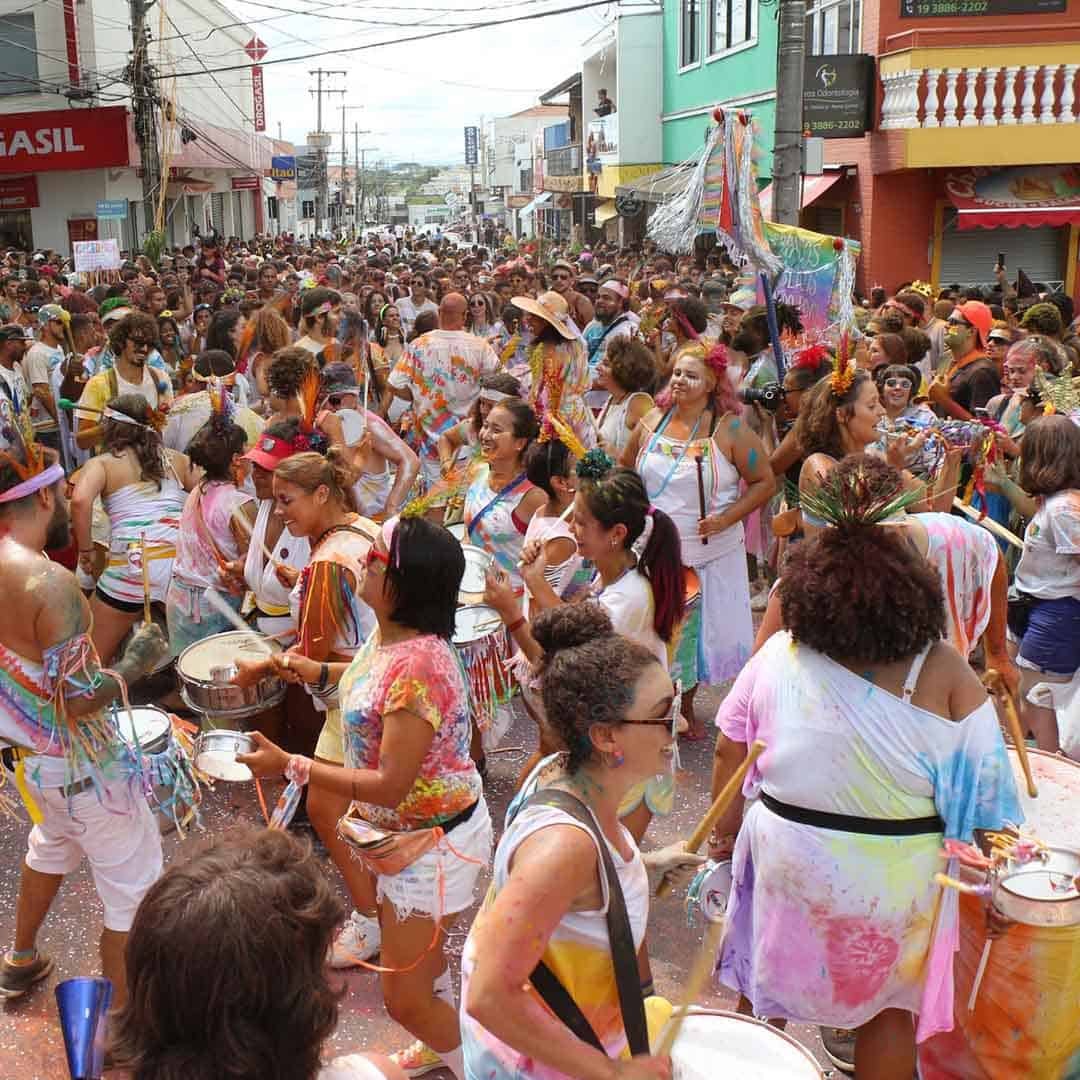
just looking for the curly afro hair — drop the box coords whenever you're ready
[779,455,945,664]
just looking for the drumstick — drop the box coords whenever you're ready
[204,589,276,657]
[952,498,1023,551]
[695,448,709,546]
[984,668,1038,798]
[140,532,151,626]
[231,511,283,569]
[967,940,993,1012]
[654,919,725,1057]
[657,739,765,897]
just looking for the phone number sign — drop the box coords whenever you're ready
[901,0,1063,15]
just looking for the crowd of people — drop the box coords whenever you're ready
[0,226,1076,1080]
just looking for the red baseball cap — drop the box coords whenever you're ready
[244,432,298,471]
[954,300,992,350]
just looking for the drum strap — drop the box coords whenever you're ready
[523,788,649,1058]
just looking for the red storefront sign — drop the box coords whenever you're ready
[231,175,260,190]
[0,176,39,210]
[251,65,266,133]
[0,107,129,175]
[945,165,1080,231]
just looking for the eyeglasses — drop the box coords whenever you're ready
[552,272,571,281]
[630,680,683,734]
[129,338,153,350]
[884,377,912,390]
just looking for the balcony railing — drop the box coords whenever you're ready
[881,63,1079,129]
[545,144,582,177]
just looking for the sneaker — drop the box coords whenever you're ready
[749,584,771,612]
[328,910,380,969]
[0,950,54,998]
[389,1040,445,1078]
[820,1026,856,1074]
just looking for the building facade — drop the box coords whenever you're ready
[820,0,1079,300]
[0,0,277,253]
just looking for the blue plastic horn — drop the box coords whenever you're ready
[55,976,112,1080]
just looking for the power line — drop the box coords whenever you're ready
[153,0,622,78]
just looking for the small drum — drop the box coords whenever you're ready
[176,630,284,725]
[453,604,512,731]
[113,705,199,831]
[458,544,494,606]
[664,1009,823,1078]
[193,729,256,782]
[686,859,733,924]
[919,748,1080,1079]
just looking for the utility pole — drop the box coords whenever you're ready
[357,145,377,226]
[772,0,808,226]
[308,68,344,237]
[337,105,364,237]
[128,0,161,242]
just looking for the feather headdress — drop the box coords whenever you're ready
[829,331,856,399]
[0,395,43,482]
[799,459,924,532]
[538,412,588,461]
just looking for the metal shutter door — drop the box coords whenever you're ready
[940,213,1065,290]
[210,192,225,232]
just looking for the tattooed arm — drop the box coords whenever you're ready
[34,565,168,720]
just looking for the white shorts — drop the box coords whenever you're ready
[376,796,493,922]
[25,779,163,931]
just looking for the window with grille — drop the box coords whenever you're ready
[805,0,861,56]
[680,0,701,67]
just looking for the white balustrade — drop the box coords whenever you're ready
[942,69,961,128]
[1020,66,1037,123]
[922,68,942,128]
[879,61,1074,131]
[960,68,981,126]
[1060,64,1079,124]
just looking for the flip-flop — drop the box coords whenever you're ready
[680,727,708,742]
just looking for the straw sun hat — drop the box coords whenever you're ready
[511,291,578,340]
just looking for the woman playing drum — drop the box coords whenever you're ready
[166,415,256,656]
[460,603,702,1080]
[709,463,1022,1080]
[70,394,192,664]
[239,517,491,1080]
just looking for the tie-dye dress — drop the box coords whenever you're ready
[714,631,1022,1042]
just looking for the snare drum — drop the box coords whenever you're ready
[919,748,1080,1079]
[113,705,200,831]
[458,544,494,606]
[664,1009,823,1078]
[176,630,284,725]
[453,604,512,732]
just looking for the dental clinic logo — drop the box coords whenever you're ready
[816,63,838,89]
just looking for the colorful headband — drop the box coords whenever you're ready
[886,300,916,321]
[0,461,64,503]
[192,370,237,387]
[479,388,513,403]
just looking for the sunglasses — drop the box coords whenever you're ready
[631,680,683,733]
[470,300,486,308]
[129,338,153,349]
[948,318,972,329]
[884,377,912,390]
[552,272,571,281]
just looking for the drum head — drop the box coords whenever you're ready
[670,1010,823,1078]
[459,544,493,600]
[115,706,171,750]
[447,522,466,543]
[1000,848,1080,901]
[178,630,279,681]
[1008,748,1080,850]
[453,604,502,645]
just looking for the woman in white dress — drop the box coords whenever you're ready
[596,336,655,459]
[624,340,774,737]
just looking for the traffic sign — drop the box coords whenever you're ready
[244,37,268,61]
[95,199,127,219]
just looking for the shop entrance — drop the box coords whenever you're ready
[0,210,31,249]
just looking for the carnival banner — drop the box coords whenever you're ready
[761,221,859,334]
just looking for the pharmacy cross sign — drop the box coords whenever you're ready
[244,38,268,61]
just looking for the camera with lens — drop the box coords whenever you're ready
[738,382,786,412]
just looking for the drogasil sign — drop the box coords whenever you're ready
[0,106,130,174]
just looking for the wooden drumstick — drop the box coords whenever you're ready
[952,498,1023,551]
[231,510,283,569]
[695,448,709,546]
[967,940,993,1013]
[657,739,765,897]
[985,668,1038,798]
[204,589,276,657]
[654,919,725,1057]
[140,531,151,626]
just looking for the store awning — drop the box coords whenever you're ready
[594,200,617,225]
[518,192,552,218]
[757,171,843,222]
[614,164,694,205]
[946,165,1080,231]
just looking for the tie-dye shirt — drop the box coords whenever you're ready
[460,794,649,1078]
[714,632,1021,1043]
[338,631,481,830]
[464,463,533,591]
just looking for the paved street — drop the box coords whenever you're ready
[0,688,838,1079]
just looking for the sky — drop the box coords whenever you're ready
[216,0,630,166]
